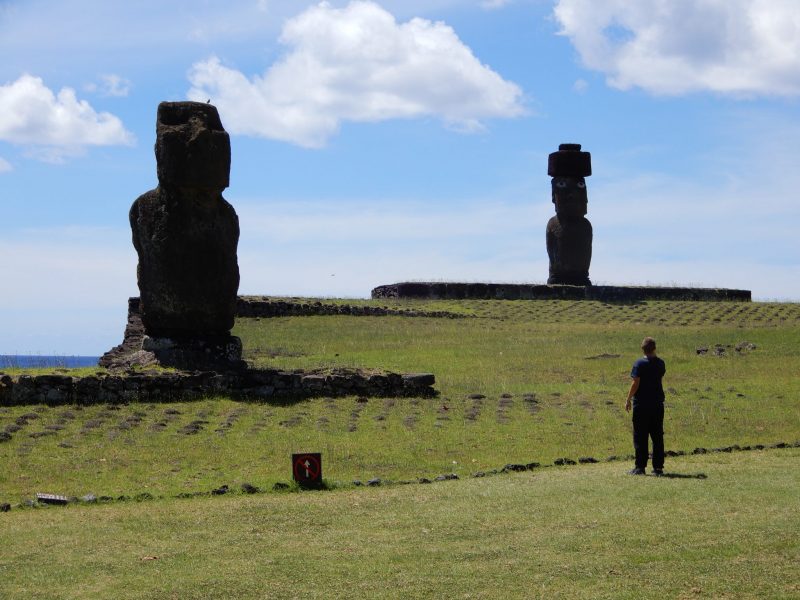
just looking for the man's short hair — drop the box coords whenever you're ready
[641,337,657,354]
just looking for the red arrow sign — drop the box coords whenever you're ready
[292,453,322,486]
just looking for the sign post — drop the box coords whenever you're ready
[292,453,322,488]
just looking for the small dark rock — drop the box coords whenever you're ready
[1,503,11,512]
[241,483,259,494]
[211,485,229,495]
[472,471,486,478]
[578,457,598,464]
[696,347,709,355]
[434,473,459,481]
[418,478,432,484]
[367,478,382,486]
[468,393,486,400]
[272,482,290,491]
[502,464,528,473]
[554,458,577,466]
[0,431,12,443]
[134,492,154,501]
[525,462,541,470]
[692,447,708,454]
[351,480,363,487]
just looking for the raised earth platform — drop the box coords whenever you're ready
[371,282,751,303]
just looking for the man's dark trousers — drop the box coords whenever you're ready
[632,402,664,471]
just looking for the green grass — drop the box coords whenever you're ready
[1,449,797,599]
[1,299,799,503]
[1,298,798,597]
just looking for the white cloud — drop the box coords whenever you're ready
[188,1,525,147]
[480,0,513,9]
[0,74,134,160]
[86,74,132,97]
[0,156,11,172]
[554,0,800,96]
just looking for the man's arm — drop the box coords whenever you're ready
[625,377,640,412]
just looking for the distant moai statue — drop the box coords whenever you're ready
[546,143,592,286]
[129,101,243,369]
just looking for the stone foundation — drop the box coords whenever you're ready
[0,369,436,407]
[371,282,751,302]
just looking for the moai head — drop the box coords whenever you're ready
[155,101,231,192]
[548,143,591,218]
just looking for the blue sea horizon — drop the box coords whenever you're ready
[0,355,100,369]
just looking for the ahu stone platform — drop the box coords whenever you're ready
[371,282,751,302]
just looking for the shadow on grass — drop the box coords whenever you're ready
[656,472,708,479]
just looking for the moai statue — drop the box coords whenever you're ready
[129,101,243,369]
[546,143,592,286]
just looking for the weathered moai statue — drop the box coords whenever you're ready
[129,101,243,369]
[546,143,592,286]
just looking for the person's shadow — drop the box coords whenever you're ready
[656,472,707,479]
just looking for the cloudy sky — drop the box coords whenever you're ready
[1,0,799,355]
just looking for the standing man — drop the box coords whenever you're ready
[625,337,666,475]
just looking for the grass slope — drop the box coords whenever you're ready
[1,299,799,502]
[1,450,798,599]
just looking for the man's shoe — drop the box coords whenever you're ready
[653,469,664,476]
[627,468,645,475]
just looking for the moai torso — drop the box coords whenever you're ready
[546,144,592,286]
[130,102,240,338]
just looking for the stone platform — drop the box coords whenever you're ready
[371,282,751,302]
[0,369,436,407]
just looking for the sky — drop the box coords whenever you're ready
[1,0,799,355]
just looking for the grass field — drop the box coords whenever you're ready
[1,450,798,599]
[1,298,799,598]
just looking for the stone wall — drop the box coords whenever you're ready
[0,369,436,407]
[371,282,752,302]
[236,297,466,319]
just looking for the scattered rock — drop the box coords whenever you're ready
[241,483,259,494]
[467,393,486,400]
[418,478,432,484]
[585,353,620,360]
[211,485,229,495]
[134,492,154,501]
[434,473,459,481]
[553,458,577,466]
[578,457,598,464]
[472,471,486,478]
[1,503,10,512]
[272,482,290,491]
[502,464,528,473]
[0,431,11,443]
[367,478,382,486]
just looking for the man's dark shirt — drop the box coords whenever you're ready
[631,356,666,406]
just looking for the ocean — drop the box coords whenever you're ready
[0,355,100,369]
